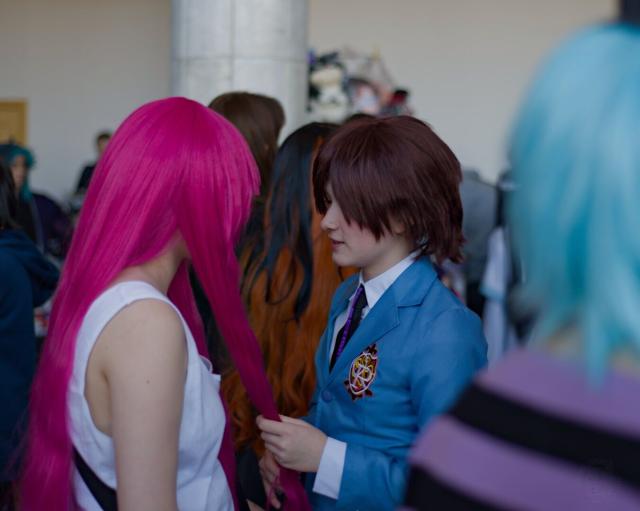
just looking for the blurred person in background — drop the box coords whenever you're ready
[68,131,112,220]
[0,143,71,261]
[222,123,355,509]
[74,131,111,195]
[208,92,285,256]
[459,169,497,317]
[621,0,640,22]
[191,91,285,369]
[404,20,640,511]
[0,162,58,511]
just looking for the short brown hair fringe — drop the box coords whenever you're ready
[312,116,464,263]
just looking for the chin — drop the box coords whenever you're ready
[331,253,352,268]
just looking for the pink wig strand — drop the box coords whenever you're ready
[20,97,309,510]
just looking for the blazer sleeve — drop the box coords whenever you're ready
[302,385,319,425]
[337,307,487,510]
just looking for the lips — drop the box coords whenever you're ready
[330,239,344,250]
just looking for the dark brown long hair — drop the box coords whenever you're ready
[209,92,285,198]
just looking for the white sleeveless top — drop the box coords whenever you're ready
[68,281,233,511]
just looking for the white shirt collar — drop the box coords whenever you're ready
[354,250,421,310]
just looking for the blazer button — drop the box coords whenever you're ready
[321,389,333,402]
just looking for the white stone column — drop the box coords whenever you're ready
[171,0,309,135]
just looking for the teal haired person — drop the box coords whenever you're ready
[404,22,640,511]
[0,143,71,260]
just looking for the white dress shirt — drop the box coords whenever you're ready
[313,251,420,499]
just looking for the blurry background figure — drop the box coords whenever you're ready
[458,167,525,363]
[478,170,517,362]
[459,169,497,316]
[190,91,285,369]
[480,170,534,363]
[222,123,355,509]
[341,46,395,111]
[68,131,111,220]
[209,92,285,256]
[347,77,381,116]
[0,162,58,511]
[379,88,413,117]
[621,0,640,21]
[405,17,640,511]
[308,52,350,122]
[0,143,71,262]
[74,131,111,195]
[308,48,413,121]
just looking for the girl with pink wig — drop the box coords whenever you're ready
[19,98,309,510]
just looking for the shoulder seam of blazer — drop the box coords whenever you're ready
[393,257,438,308]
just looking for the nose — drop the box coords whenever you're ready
[321,203,337,232]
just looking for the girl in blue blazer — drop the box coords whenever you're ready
[257,116,487,510]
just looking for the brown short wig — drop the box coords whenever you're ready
[313,116,464,263]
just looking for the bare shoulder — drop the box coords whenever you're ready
[94,298,187,376]
[90,299,189,507]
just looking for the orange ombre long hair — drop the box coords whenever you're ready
[222,123,355,451]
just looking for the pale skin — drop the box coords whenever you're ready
[257,184,413,507]
[84,236,188,511]
[9,154,27,193]
[97,136,110,158]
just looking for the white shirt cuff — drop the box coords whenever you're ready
[312,437,347,500]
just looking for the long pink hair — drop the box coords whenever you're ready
[20,97,309,510]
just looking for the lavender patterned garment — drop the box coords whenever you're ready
[404,348,640,511]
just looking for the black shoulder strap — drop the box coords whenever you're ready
[74,447,118,511]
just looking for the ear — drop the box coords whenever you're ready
[389,217,406,236]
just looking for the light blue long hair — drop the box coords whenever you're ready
[509,23,640,376]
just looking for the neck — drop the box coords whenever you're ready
[362,240,414,282]
[113,239,185,295]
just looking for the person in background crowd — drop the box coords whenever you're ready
[404,21,640,511]
[191,91,286,369]
[74,131,111,195]
[223,123,355,509]
[0,162,58,511]
[0,143,71,261]
[621,0,640,22]
[19,98,310,511]
[459,169,497,316]
[258,116,487,510]
[209,92,285,253]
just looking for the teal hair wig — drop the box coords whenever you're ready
[0,143,36,200]
[509,23,640,375]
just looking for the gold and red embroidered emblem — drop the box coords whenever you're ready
[344,344,378,400]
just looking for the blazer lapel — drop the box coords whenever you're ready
[327,286,400,385]
[317,279,358,385]
[325,257,438,386]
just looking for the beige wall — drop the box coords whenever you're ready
[0,0,618,199]
[0,0,172,199]
[309,0,616,181]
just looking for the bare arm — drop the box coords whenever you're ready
[95,299,187,511]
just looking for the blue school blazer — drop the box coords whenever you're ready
[305,257,487,510]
